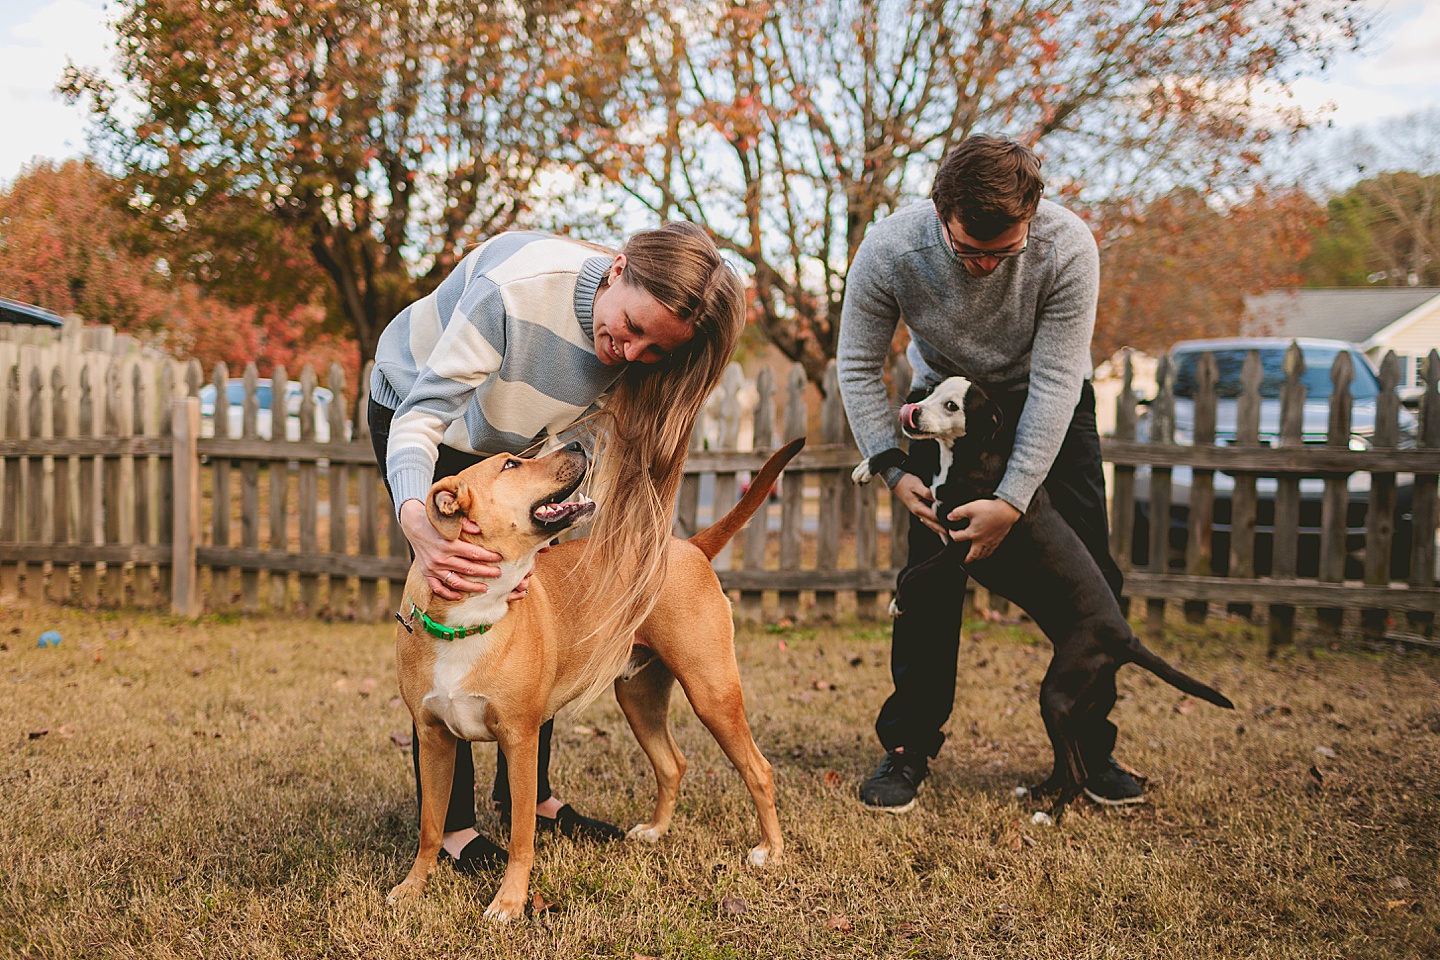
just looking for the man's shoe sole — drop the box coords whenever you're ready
[1084,788,1147,807]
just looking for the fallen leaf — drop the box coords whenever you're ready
[390,733,413,748]
[27,729,49,740]
[720,896,748,915]
[777,639,789,651]
[823,770,843,789]
[93,651,103,663]
[1388,875,1411,890]
[1174,701,1192,715]
[828,914,852,932]
[1314,745,1337,759]
[388,697,404,710]
[848,655,863,667]
[1308,765,1324,785]
[1386,899,1412,911]
[55,725,75,740]
[633,954,659,960]
[813,679,833,691]
[358,678,378,697]
[896,922,921,939]
[530,891,556,914]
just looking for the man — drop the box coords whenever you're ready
[836,133,1138,812]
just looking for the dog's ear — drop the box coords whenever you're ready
[981,403,1004,440]
[903,385,932,404]
[426,477,468,541]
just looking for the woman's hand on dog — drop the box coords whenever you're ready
[947,498,1021,564]
[400,498,511,601]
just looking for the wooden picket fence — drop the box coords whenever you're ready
[1104,344,1440,650]
[0,320,899,623]
[4,318,1439,644]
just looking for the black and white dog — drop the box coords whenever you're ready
[854,376,1234,817]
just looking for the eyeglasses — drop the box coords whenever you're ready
[943,220,1028,261]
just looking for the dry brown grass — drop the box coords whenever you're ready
[2,598,1437,959]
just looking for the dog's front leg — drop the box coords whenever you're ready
[388,720,457,903]
[485,728,540,922]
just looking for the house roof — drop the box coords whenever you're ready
[1242,288,1440,343]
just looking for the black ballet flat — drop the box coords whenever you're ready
[438,833,507,875]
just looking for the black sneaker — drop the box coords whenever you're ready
[859,749,928,813]
[1083,756,1146,806]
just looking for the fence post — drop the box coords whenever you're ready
[1407,350,1440,639]
[1145,355,1175,641]
[1183,351,1217,624]
[1316,351,1353,641]
[1269,343,1306,653]
[1227,350,1263,620]
[740,365,775,623]
[172,396,201,617]
[815,361,844,621]
[1362,352,1401,641]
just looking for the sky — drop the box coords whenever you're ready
[1,0,1439,187]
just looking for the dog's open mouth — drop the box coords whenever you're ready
[531,476,597,529]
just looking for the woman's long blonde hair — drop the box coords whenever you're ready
[569,222,746,708]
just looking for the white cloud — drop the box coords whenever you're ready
[1354,0,1440,89]
[0,0,115,185]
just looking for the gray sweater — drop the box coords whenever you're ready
[836,199,1100,511]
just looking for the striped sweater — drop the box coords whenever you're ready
[370,232,621,515]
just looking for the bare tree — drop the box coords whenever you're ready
[573,0,1367,384]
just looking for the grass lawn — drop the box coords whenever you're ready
[2,598,1437,959]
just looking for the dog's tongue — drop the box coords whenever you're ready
[900,403,920,432]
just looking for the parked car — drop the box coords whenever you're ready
[1131,337,1417,579]
[0,297,65,328]
[199,379,337,442]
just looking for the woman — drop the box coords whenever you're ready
[368,222,745,873]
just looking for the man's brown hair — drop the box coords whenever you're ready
[930,134,1044,241]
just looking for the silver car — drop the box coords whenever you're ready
[1130,338,1416,578]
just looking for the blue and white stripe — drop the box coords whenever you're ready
[371,233,620,514]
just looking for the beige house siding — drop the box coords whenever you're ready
[1363,298,1440,388]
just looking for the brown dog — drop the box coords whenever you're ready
[387,437,802,919]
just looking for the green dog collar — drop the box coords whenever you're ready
[396,601,491,642]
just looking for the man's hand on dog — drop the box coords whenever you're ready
[894,474,946,540]
[895,476,1020,563]
[400,498,535,602]
[947,498,1021,564]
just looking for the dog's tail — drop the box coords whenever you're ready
[689,437,805,561]
[1123,637,1235,709]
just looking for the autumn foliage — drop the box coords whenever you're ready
[1090,187,1326,360]
[0,160,357,386]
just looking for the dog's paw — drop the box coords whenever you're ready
[483,892,526,922]
[627,823,666,843]
[747,844,778,867]
[386,878,426,904]
[1030,811,1055,827]
[850,460,875,485]
[887,597,901,618]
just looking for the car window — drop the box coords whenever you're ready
[1173,348,1380,401]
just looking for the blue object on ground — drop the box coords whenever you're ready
[37,630,62,648]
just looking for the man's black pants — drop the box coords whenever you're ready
[875,380,1125,767]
